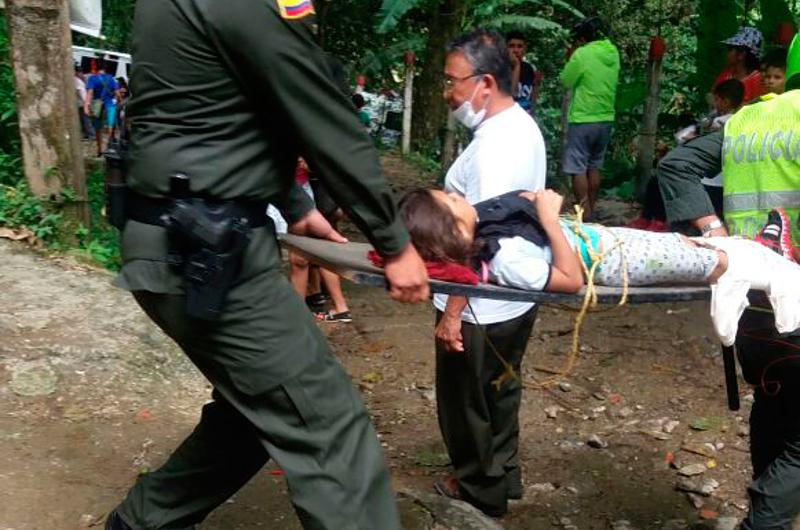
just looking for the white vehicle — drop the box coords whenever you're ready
[72,45,131,81]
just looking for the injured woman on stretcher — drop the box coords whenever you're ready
[398,188,800,347]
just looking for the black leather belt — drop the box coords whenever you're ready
[125,191,269,228]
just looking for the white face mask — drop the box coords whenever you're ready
[452,77,490,129]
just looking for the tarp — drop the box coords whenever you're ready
[69,0,102,38]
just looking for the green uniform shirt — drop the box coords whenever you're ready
[657,130,724,224]
[118,0,408,292]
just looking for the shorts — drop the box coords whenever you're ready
[562,122,612,175]
[91,103,117,130]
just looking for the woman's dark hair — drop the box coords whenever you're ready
[399,189,475,265]
[447,29,513,95]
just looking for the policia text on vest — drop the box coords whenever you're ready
[721,92,800,242]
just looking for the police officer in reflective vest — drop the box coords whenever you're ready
[103,0,430,529]
[659,34,800,529]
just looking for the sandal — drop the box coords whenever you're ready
[319,311,352,323]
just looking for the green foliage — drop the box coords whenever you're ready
[0,171,121,269]
[758,0,794,44]
[0,18,21,186]
[73,168,120,269]
[0,180,63,242]
[376,0,425,34]
[483,14,565,31]
[72,0,136,51]
[695,0,740,94]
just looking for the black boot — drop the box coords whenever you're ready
[105,509,132,530]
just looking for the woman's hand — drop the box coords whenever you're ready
[520,190,563,225]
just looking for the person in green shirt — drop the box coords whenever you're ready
[560,16,620,221]
[104,0,429,529]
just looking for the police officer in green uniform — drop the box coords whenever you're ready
[103,0,430,529]
[658,34,800,529]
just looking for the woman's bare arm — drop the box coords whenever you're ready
[522,190,584,293]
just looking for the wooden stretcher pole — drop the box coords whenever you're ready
[722,344,740,411]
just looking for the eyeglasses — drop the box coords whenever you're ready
[443,73,484,90]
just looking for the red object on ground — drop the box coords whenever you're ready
[625,218,669,232]
[647,219,669,232]
[648,36,666,60]
[367,251,480,285]
[626,217,651,230]
[136,409,154,421]
[267,469,284,476]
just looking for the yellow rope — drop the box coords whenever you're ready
[529,206,630,389]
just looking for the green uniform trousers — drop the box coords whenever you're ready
[116,267,400,530]
[434,306,538,516]
[737,310,800,530]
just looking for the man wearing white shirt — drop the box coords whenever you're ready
[432,29,547,518]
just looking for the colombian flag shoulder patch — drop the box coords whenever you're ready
[276,0,315,20]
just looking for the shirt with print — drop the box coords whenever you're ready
[514,61,536,111]
[433,103,546,325]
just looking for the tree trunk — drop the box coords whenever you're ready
[5,0,89,227]
[441,111,457,171]
[401,58,414,156]
[637,55,662,198]
[411,0,466,154]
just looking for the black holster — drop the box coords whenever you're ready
[104,145,128,230]
[165,199,252,321]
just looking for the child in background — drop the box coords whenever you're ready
[710,78,745,130]
[701,78,745,217]
[761,48,787,95]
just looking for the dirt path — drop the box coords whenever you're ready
[0,155,767,529]
[0,234,760,530]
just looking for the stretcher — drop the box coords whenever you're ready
[279,235,739,411]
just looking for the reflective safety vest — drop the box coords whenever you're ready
[722,90,800,245]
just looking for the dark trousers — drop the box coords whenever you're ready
[117,270,400,529]
[737,310,800,530]
[435,306,538,516]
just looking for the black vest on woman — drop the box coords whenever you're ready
[473,191,548,264]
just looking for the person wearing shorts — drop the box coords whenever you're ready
[83,60,119,157]
[560,16,620,220]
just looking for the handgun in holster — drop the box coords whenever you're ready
[164,175,252,321]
